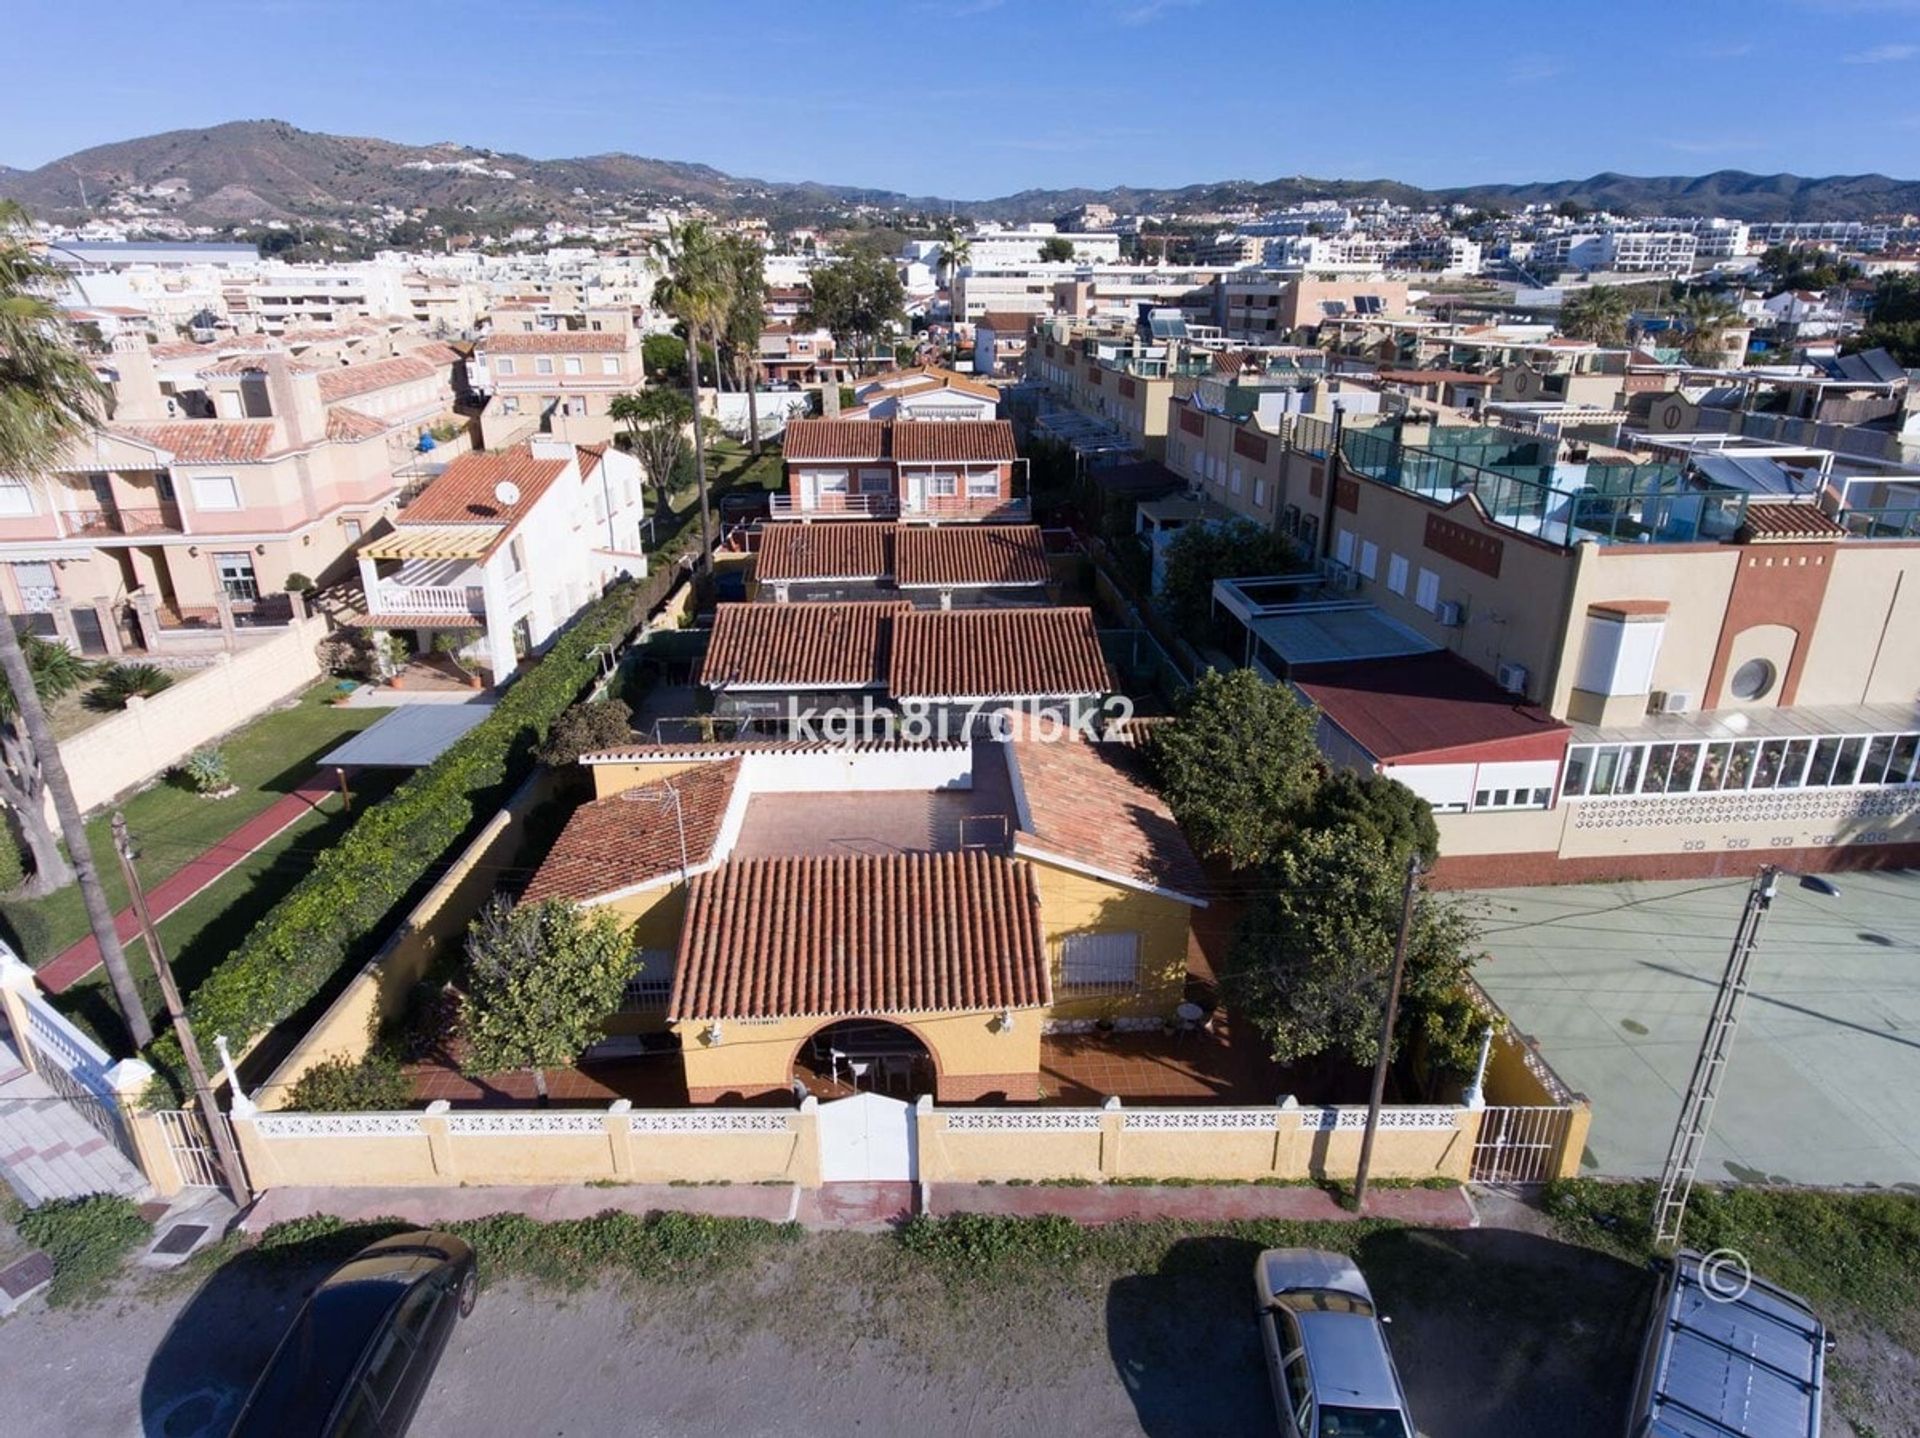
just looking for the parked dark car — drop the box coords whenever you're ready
[230,1230,477,1438]
[1624,1248,1830,1437]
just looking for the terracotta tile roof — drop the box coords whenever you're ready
[975,311,1038,333]
[1376,367,1495,386]
[400,446,572,526]
[151,335,277,361]
[862,364,1000,403]
[893,421,1017,463]
[895,525,1048,589]
[1738,502,1845,543]
[755,523,891,583]
[109,420,282,464]
[1007,730,1207,902]
[522,761,742,904]
[783,420,893,461]
[317,354,440,403]
[1291,651,1569,762]
[668,851,1050,1020]
[701,602,910,690]
[888,607,1109,700]
[481,330,631,354]
[193,353,319,378]
[576,441,609,477]
[781,419,1018,463]
[325,406,389,442]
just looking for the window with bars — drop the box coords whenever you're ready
[1058,931,1140,992]
[621,949,675,1011]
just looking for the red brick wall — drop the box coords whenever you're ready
[1428,842,1920,890]
[936,1071,1041,1102]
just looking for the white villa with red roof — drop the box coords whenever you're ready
[355,439,647,680]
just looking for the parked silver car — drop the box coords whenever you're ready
[1254,1249,1419,1438]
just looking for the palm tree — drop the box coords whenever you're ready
[936,217,971,324]
[651,220,734,575]
[721,234,769,457]
[1676,291,1744,368]
[1559,285,1631,347]
[0,200,154,1048]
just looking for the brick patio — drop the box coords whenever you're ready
[1039,1012,1293,1106]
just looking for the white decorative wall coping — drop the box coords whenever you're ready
[252,1112,427,1138]
[1122,1109,1285,1130]
[943,1110,1105,1132]
[1297,1106,1462,1132]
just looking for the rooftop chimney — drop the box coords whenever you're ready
[107,335,167,422]
[261,350,326,448]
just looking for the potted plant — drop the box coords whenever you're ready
[433,627,486,689]
[377,631,412,687]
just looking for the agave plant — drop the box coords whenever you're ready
[84,663,175,712]
[177,746,233,797]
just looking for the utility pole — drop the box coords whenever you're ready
[1652,865,1776,1245]
[111,813,251,1205]
[1353,852,1422,1213]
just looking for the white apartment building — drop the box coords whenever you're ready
[964,224,1123,266]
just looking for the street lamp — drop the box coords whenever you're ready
[1651,865,1839,1245]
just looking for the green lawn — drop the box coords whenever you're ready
[706,436,785,493]
[0,682,387,970]
[48,766,402,1053]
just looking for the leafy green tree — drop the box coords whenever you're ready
[1159,518,1300,636]
[460,897,635,1103]
[535,698,634,767]
[1758,244,1861,294]
[935,218,972,302]
[609,387,694,521]
[1852,274,1920,365]
[642,333,688,388]
[1309,770,1439,869]
[0,200,152,1045]
[1559,285,1631,346]
[1038,235,1075,262]
[652,220,735,574]
[1226,828,1484,1076]
[802,253,905,371]
[1152,668,1322,870]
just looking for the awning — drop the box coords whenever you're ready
[321,701,496,768]
[360,524,499,560]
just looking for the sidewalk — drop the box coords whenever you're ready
[36,773,337,995]
[241,1180,1478,1232]
[0,1038,152,1205]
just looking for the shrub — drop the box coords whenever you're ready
[896,1214,1086,1272]
[286,1051,412,1112]
[283,572,316,595]
[317,630,375,681]
[17,1194,151,1306]
[146,581,642,1099]
[176,746,233,796]
[84,663,175,712]
[535,698,634,766]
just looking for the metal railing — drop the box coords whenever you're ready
[66,504,184,536]
[374,583,485,616]
[154,1108,230,1190]
[1836,505,1920,540]
[769,493,899,518]
[1469,1105,1574,1184]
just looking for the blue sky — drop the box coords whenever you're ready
[6,0,1920,195]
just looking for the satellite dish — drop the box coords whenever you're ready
[493,480,521,508]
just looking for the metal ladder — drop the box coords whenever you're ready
[1652,867,1777,1245]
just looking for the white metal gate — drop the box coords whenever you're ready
[155,1108,231,1191]
[1470,1106,1574,1185]
[817,1092,915,1182]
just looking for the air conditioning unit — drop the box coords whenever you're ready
[1436,599,1466,627]
[1332,567,1361,594]
[1651,690,1694,715]
[1496,661,1530,695]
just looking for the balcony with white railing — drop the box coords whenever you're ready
[372,582,486,617]
[768,493,900,520]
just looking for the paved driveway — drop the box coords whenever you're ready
[1471,869,1920,1185]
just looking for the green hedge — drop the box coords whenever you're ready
[147,581,644,1094]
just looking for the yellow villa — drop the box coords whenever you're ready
[520,727,1209,1103]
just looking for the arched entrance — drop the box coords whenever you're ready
[793,1018,936,1100]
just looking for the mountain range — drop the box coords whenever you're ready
[3,120,1918,229]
